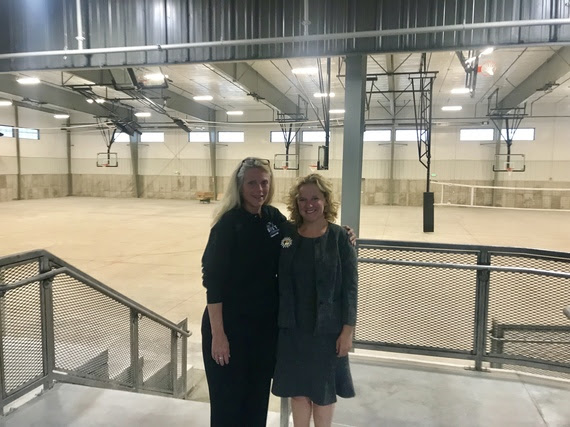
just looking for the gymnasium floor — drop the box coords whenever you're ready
[1,197,570,426]
[1,196,569,350]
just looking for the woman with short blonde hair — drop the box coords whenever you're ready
[286,173,339,226]
[273,173,357,427]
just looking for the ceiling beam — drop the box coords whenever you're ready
[0,74,134,119]
[71,69,214,122]
[498,46,570,110]
[212,62,299,115]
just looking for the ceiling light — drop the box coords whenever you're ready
[17,77,40,85]
[226,111,243,116]
[441,106,463,111]
[451,87,471,94]
[144,73,165,81]
[86,99,94,104]
[53,114,70,119]
[292,67,318,75]
[480,47,494,56]
[135,112,151,118]
[95,98,106,104]
[0,100,13,106]
[193,95,213,101]
[314,92,335,98]
[329,109,345,114]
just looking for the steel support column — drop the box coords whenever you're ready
[209,112,217,199]
[341,55,367,236]
[130,133,141,198]
[14,105,22,201]
[66,119,73,196]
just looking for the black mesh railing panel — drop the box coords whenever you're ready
[0,260,40,285]
[52,274,132,385]
[139,315,172,393]
[358,247,477,263]
[488,271,570,330]
[491,254,570,273]
[487,253,570,378]
[1,283,44,395]
[356,246,477,352]
[498,329,570,364]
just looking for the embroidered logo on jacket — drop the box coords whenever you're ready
[280,237,293,248]
[266,221,279,238]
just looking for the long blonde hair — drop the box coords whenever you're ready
[286,173,339,226]
[212,157,274,225]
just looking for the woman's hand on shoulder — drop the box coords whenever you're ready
[336,325,354,357]
[342,225,357,246]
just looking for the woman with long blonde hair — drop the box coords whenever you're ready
[201,157,286,426]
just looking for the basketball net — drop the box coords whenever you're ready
[507,167,513,177]
[309,164,317,173]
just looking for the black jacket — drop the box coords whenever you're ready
[201,205,286,322]
[277,222,358,334]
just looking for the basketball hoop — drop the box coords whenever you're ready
[506,167,513,177]
[309,164,318,173]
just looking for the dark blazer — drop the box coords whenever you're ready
[277,222,358,334]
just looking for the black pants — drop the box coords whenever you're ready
[201,308,278,427]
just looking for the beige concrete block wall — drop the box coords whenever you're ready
[0,174,68,201]
[20,174,69,200]
[139,175,211,199]
[72,174,135,198]
[0,175,17,202]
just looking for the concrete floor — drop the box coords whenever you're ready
[1,197,570,425]
[3,358,570,427]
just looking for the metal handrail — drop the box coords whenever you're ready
[0,250,191,337]
[63,268,191,337]
[0,268,67,291]
[357,239,570,261]
[357,258,570,280]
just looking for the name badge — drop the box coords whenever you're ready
[266,221,279,238]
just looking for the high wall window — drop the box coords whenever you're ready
[460,128,495,141]
[0,125,14,138]
[395,129,422,142]
[218,131,245,143]
[18,128,39,140]
[141,132,164,143]
[363,130,391,142]
[189,131,210,143]
[114,133,131,142]
[302,131,330,143]
[270,131,297,143]
[501,128,535,141]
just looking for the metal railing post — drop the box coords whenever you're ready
[39,255,55,390]
[130,309,141,391]
[171,328,178,397]
[490,320,504,369]
[280,397,291,427]
[473,249,491,371]
[178,319,188,399]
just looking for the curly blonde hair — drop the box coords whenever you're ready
[287,173,339,226]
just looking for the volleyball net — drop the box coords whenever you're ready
[432,181,570,211]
